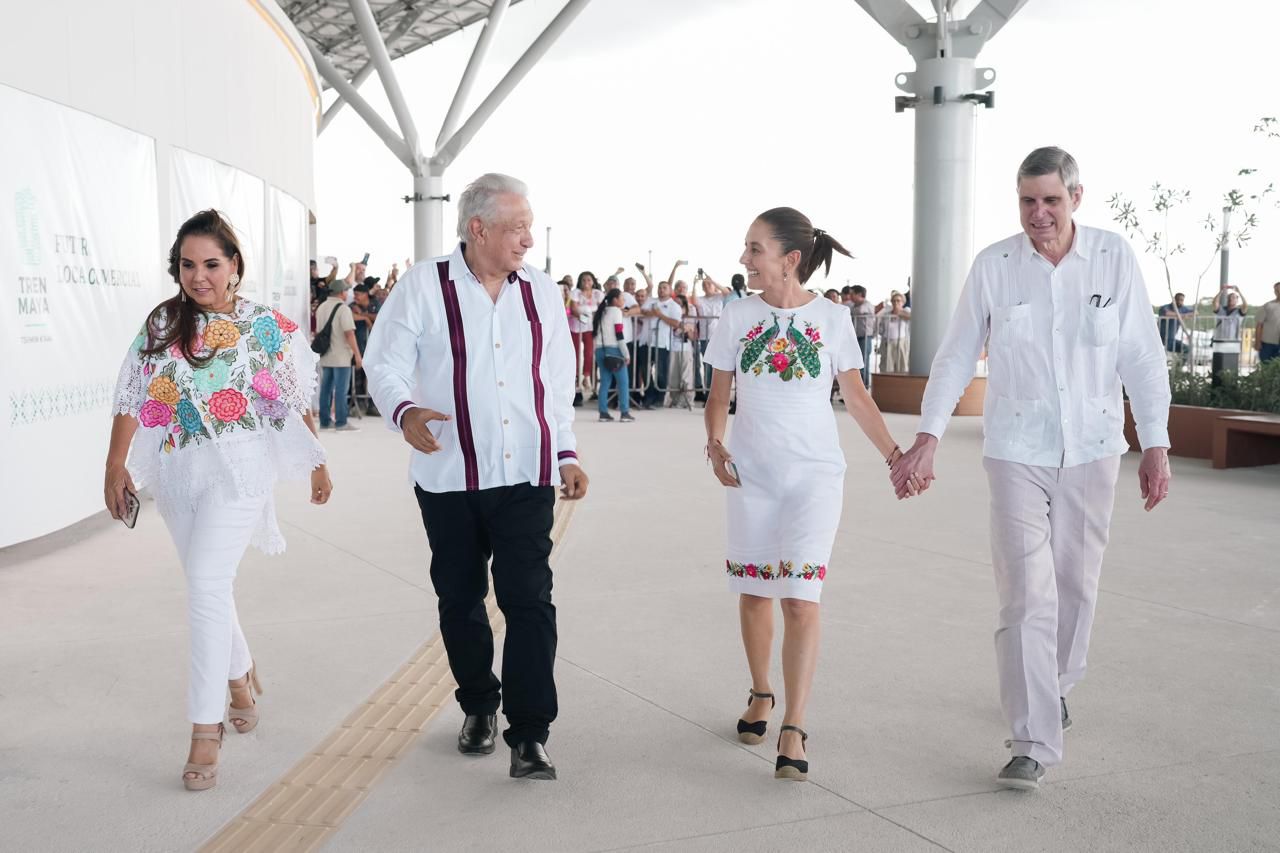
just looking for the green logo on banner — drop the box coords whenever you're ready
[15,187,41,266]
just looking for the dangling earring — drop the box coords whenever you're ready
[229,273,241,290]
[180,288,187,302]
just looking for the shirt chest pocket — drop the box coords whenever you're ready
[990,304,1033,349]
[1082,305,1119,346]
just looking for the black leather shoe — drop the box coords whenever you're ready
[457,714,497,755]
[509,741,557,780]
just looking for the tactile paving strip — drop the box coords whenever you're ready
[199,497,577,852]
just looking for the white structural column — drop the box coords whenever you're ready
[317,0,593,261]
[855,0,1029,375]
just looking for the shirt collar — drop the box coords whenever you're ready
[449,242,529,287]
[1018,221,1090,263]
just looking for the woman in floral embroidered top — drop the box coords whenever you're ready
[104,210,331,791]
[703,207,918,783]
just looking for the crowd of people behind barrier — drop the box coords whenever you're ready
[555,260,914,420]
[306,254,916,425]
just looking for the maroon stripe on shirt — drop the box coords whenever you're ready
[438,260,479,491]
[519,279,553,487]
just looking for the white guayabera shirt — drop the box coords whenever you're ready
[363,243,579,494]
[919,225,1171,468]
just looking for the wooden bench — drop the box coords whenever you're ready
[1212,414,1280,469]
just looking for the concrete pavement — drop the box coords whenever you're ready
[2,406,1277,852]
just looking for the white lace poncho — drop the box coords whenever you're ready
[112,299,326,554]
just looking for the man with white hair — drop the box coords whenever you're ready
[365,173,588,781]
[891,147,1172,791]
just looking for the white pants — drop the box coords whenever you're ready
[984,454,1121,767]
[159,492,268,724]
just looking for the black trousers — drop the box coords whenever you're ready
[414,483,558,746]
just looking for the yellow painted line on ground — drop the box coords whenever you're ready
[199,498,578,853]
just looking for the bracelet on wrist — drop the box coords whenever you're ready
[885,446,902,466]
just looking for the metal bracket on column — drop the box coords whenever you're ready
[895,95,920,113]
[402,193,451,203]
[961,90,996,108]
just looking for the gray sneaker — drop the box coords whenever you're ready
[997,756,1045,791]
[1061,697,1072,732]
[335,423,361,432]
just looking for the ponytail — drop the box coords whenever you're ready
[756,207,853,285]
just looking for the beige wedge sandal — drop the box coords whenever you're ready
[228,662,263,734]
[183,724,224,791]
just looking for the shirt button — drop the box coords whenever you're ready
[495,342,501,349]
[1059,386,1065,391]
[504,452,512,459]
[503,419,510,425]
[498,381,505,387]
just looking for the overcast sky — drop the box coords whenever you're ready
[314,0,1279,306]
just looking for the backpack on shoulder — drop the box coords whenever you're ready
[311,303,340,355]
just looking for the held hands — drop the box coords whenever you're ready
[310,465,333,504]
[103,463,137,520]
[401,407,451,454]
[1138,447,1171,512]
[706,439,739,488]
[889,434,937,500]
[560,464,589,500]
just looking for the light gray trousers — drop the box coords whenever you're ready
[983,454,1121,767]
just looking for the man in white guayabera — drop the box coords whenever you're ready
[364,173,588,781]
[890,147,1172,791]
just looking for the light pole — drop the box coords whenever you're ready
[1212,205,1237,384]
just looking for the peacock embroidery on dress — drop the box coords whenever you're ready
[738,314,823,381]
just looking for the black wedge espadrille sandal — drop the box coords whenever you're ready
[735,689,775,744]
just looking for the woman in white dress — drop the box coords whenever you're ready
[104,210,331,790]
[703,207,918,781]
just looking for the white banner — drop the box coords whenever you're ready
[0,83,162,547]
[267,187,310,330]
[169,148,265,303]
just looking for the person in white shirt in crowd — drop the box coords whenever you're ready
[1212,285,1248,342]
[690,271,731,401]
[891,147,1172,791]
[666,293,698,409]
[876,290,911,373]
[592,287,636,422]
[618,275,645,405]
[847,285,877,390]
[641,264,689,409]
[340,259,366,305]
[1255,281,1280,363]
[569,271,601,403]
[364,173,589,781]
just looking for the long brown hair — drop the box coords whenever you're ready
[140,210,245,366]
[755,207,852,285]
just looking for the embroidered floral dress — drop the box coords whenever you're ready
[112,299,325,554]
[702,294,864,602]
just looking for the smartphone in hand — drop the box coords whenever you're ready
[724,460,741,486]
[121,487,140,529]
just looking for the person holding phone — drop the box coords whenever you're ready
[105,209,332,791]
[703,206,913,783]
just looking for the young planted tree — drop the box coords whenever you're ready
[1107,117,1276,370]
